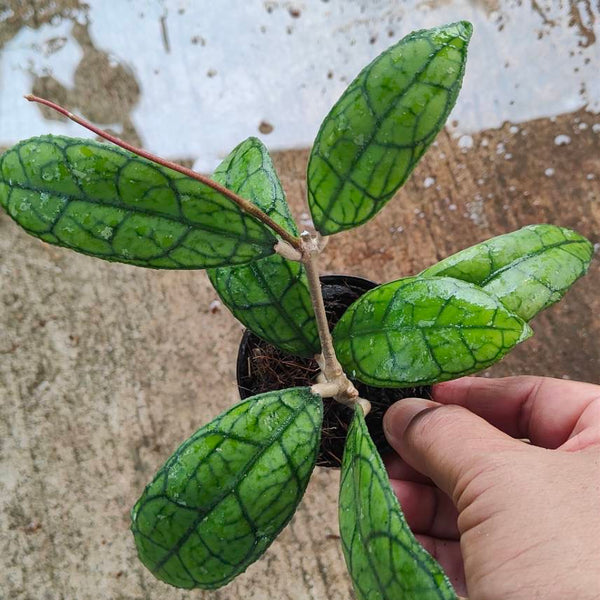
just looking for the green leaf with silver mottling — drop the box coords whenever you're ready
[340,405,457,600]
[207,138,319,356]
[131,387,322,589]
[420,224,593,321]
[307,21,472,235]
[333,277,532,388]
[0,135,277,268]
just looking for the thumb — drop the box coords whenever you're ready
[383,398,517,507]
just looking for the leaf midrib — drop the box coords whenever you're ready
[5,179,273,244]
[343,414,453,600]
[311,33,463,224]
[250,263,318,354]
[149,394,316,576]
[479,238,587,286]
[338,322,522,341]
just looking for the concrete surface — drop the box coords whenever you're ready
[0,2,598,599]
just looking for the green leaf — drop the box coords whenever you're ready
[207,138,319,356]
[131,387,323,589]
[420,224,594,321]
[340,405,457,600]
[0,135,277,268]
[332,276,532,388]
[307,21,472,235]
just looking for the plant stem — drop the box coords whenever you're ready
[26,96,362,407]
[302,248,340,377]
[24,94,302,251]
[301,233,359,406]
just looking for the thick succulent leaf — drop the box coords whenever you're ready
[340,405,457,600]
[420,224,594,321]
[131,387,323,589]
[307,21,472,235]
[207,138,318,356]
[0,135,277,268]
[332,277,532,388]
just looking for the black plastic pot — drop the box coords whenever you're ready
[236,275,431,468]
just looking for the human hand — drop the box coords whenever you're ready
[382,376,600,599]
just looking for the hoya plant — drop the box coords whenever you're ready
[0,21,593,598]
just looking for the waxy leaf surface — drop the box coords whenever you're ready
[207,138,318,356]
[340,406,457,600]
[333,277,532,387]
[131,387,322,589]
[420,224,593,320]
[0,135,277,268]
[307,21,472,235]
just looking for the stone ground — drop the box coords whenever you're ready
[1,3,599,600]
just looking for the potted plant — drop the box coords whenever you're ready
[0,21,593,599]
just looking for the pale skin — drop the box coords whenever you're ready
[383,376,600,600]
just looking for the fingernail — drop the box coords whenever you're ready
[383,398,439,445]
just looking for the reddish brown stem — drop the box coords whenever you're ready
[24,94,301,250]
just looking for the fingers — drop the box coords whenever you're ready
[433,376,600,448]
[383,398,516,504]
[389,479,459,539]
[383,452,431,484]
[560,396,600,451]
[414,535,465,596]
